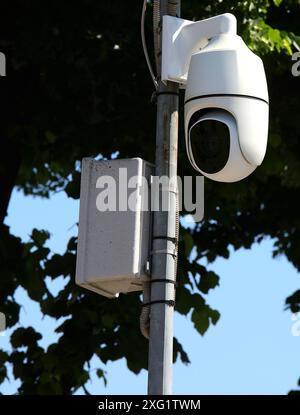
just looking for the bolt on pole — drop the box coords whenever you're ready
[148,0,181,395]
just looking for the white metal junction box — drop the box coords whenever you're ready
[75,158,154,298]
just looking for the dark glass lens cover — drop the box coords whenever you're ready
[190,119,230,174]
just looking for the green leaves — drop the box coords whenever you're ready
[191,306,220,336]
[0,366,7,384]
[173,338,190,364]
[285,290,300,313]
[198,271,220,294]
[176,275,220,337]
[176,287,205,315]
[176,232,222,337]
[11,327,42,349]
[96,369,107,386]
[191,308,209,336]
[183,232,194,257]
[45,252,76,279]
[0,351,8,384]
[268,132,282,149]
[247,18,296,55]
[31,229,50,247]
[0,351,8,366]
[65,171,81,199]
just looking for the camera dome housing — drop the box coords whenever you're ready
[184,33,269,182]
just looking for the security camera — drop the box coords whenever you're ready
[162,13,269,182]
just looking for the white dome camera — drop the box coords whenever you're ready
[162,13,269,182]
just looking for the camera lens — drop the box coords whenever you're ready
[189,119,230,174]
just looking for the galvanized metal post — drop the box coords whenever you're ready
[148,0,180,395]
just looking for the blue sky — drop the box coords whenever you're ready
[1,188,300,394]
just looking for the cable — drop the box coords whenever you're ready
[140,0,158,335]
[173,183,180,297]
[152,0,180,78]
[153,0,161,74]
[141,0,159,89]
[140,280,151,339]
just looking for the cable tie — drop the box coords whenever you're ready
[151,90,180,103]
[142,299,175,307]
[160,185,179,194]
[155,91,180,97]
[150,278,176,285]
[152,235,178,244]
[150,248,177,257]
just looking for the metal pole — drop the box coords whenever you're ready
[148,0,180,395]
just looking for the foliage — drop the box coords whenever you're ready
[0,0,300,394]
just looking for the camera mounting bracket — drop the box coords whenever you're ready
[161,13,237,85]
